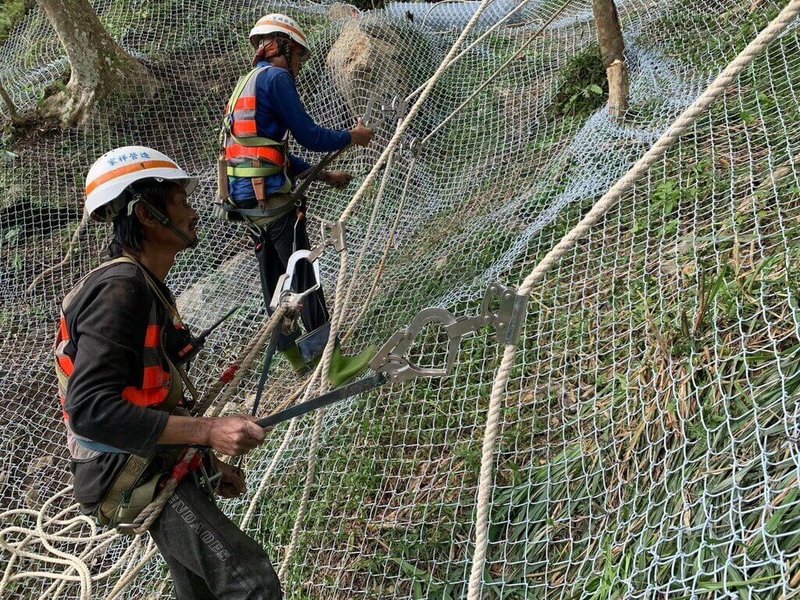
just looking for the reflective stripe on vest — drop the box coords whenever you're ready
[223,66,290,180]
[225,144,285,165]
[54,258,175,460]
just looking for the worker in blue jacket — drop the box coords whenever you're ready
[219,13,374,386]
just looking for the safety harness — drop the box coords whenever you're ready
[55,256,203,528]
[215,66,295,223]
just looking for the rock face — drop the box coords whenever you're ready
[325,18,431,121]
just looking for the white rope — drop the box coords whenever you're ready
[338,146,397,316]
[465,343,515,599]
[340,0,505,224]
[105,541,160,600]
[198,303,292,417]
[276,139,404,574]
[404,0,539,103]
[464,2,800,597]
[49,535,147,600]
[342,154,417,343]
[277,0,579,580]
[278,249,351,580]
[240,419,299,529]
[0,487,118,599]
[421,0,574,146]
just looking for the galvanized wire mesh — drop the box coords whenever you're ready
[2,0,800,598]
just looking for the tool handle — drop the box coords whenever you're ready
[256,373,387,429]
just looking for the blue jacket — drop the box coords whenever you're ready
[229,62,352,203]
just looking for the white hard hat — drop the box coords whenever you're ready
[85,146,198,222]
[249,13,311,58]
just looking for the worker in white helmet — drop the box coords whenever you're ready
[217,13,375,386]
[56,146,282,599]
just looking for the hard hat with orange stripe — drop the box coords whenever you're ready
[249,13,311,59]
[85,146,198,223]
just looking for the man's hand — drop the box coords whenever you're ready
[322,170,353,189]
[212,456,247,499]
[158,414,269,456]
[205,416,265,457]
[350,118,374,147]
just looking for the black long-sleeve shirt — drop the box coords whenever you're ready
[61,261,184,511]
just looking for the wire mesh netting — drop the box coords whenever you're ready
[2,0,800,597]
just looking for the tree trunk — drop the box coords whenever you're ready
[36,0,155,128]
[592,0,629,119]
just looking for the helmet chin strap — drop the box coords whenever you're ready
[128,195,198,249]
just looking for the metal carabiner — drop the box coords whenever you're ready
[268,249,323,311]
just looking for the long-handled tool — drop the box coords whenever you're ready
[253,281,529,429]
[256,372,387,428]
[176,307,239,364]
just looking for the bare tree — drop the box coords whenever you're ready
[36,0,156,127]
[592,0,629,119]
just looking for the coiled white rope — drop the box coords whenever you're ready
[0,487,154,600]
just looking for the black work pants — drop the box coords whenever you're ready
[252,210,330,350]
[149,478,282,600]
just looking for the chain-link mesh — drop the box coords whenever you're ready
[2,0,800,598]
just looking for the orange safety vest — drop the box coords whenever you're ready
[222,65,290,181]
[54,258,174,459]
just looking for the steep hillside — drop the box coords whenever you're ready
[1,0,799,598]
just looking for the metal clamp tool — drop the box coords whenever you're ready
[255,282,530,427]
[370,282,529,383]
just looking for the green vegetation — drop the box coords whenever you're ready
[2,1,800,598]
[0,0,33,46]
[548,43,607,118]
[639,0,783,70]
